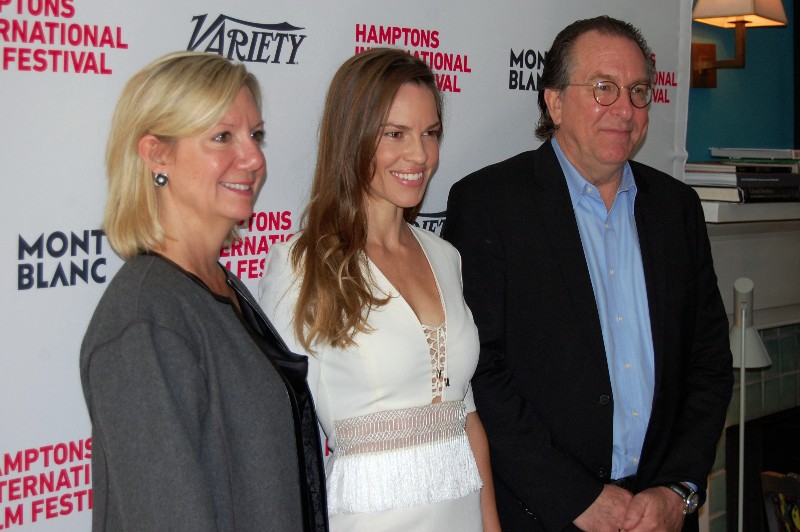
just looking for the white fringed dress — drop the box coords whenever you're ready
[259,225,483,531]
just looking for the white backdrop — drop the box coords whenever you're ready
[1,1,692,529]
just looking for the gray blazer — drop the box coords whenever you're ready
[81,254,327,531]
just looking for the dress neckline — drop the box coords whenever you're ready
[364,224,447,329]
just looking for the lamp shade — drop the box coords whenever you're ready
[729,327,772,368]
[729,278,772,369]
[693,0,788,27]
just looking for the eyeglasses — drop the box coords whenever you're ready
[568,81,653,109]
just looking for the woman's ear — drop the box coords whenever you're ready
[138,134,168,173]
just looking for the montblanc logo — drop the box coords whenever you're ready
[17,229,108,290]
[509,48,546,91]
[188,14,306,65]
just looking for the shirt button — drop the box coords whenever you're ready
[609,268,616,276]
[599,394,611,406]
[632,410,639,418]
[616,315,623,322]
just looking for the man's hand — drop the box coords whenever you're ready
[573,484,634,532]
[620,486,685,531]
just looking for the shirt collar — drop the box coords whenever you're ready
[550,137,637,215]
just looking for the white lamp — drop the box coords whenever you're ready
[728,277,771,532]
[693,0,788,28]
[691,0,788,87]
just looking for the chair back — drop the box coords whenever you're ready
[761,471,800,532]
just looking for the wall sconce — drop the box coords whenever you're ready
[691,0,788,88]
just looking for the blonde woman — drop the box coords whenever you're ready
[259,48,500,531]
[80,51,327,531]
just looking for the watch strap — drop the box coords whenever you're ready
[664,482,699,514]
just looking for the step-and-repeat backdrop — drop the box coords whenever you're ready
[1,1,690,529]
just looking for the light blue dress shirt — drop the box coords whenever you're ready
[552,138,655,480]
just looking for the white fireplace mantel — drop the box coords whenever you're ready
[705,217,800,330]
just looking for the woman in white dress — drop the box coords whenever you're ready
[259,48,500,531]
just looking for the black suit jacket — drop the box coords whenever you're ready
[443,141,733,531]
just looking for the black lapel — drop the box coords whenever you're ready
[530,141,608,374]
[632,167,666,398]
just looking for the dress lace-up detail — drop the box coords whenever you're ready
[423,322,447,399]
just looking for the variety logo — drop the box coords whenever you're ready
[188,14,306,65]
[17,229,108,290]
[414,211,446,236]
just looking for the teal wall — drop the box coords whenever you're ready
[686,0,795,162]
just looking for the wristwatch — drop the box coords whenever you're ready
[664,482,699,514]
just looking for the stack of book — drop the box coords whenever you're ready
[684,147,800,203]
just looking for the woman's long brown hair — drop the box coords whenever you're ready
[290,48,443,351]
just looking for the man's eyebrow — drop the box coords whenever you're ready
[587,72,650,85]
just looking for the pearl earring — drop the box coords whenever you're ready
[153,173,169,187]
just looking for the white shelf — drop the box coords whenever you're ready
[753,304,800,330]
[701,202,800,223]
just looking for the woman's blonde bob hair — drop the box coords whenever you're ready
[104,51,261,259]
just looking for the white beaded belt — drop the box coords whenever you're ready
[327,400,482,515]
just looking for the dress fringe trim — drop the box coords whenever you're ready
[327,400,482,514]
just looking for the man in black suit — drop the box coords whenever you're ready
[443,16,732,532]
